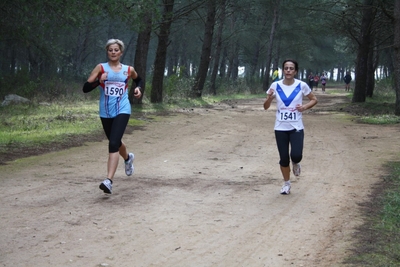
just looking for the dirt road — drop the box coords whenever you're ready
[1,92,400,267]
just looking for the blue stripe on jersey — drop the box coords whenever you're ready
[276,83,302,107]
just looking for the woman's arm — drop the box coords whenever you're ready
[130,66,142,98]
[87,64,102,82]
[82,64,102,93]
[263,89,275,110]
[296,92,318,112]
[305,92,318,109]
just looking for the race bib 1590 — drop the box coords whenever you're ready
[104,81,125,97]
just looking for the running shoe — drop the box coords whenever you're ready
[292,163,301,176]
[280,183,291,195]
[99,179,112,194]
[125,153,134,176]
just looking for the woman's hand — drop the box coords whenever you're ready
[133,87,142,99]
[267,89,275,98]
[296,104,306,112]
[296,92,318,112]
[264,89,275,110]
[99,72,108,83]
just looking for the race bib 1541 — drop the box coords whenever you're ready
[278,109,300,122]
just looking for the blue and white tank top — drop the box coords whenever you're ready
[98,63,131,118]
[267,79,311,131]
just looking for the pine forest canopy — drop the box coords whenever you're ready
[0,0,399,114]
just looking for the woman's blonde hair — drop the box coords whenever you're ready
[105,39,125,52]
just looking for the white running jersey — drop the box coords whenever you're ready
[267,79,311,131]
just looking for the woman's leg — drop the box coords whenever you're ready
[280,165,291,182]
[101,114,130,180]
[289,129,304,164]
[275,130,291,181]
[107,152,120,180]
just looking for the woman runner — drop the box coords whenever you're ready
[263,59,317,194]
[82,39,142,194]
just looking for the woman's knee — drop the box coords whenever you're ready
[279,159,290,167]
[108,140,121,153]
[291,154,302,164]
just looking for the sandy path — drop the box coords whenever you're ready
[1,92,399,267]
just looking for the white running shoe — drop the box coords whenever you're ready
[125,153,134,176]
[280,183,291,195]
[292,163,301,176]
[99,179,112,194]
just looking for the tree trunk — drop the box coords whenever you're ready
[121,33,136,64]
[248,14,267,80]
[151,0,175,103]
[71,24,92,79]
[226,41,240,80]
[179,47,189,78]
[27,45,40,78]
[191,0,217,98]
[225,10,237,80]
[272,38,281,79]
[226,44,234,79]
[167,40,180,77]
[248,42,261,79]
[131,14,153,105]
[232,53,239,80]
[262,0,280,92]
[177,25,190,78]
[394,0,400,115]
[10,42,16,75]
[260,62,265,81]
[210,0,226,95]
[218,47,227,78]
[365,39,375,98]
[352,0,376,103]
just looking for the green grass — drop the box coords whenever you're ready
[0,102,99,146]
[326,89,352,95]
[0,94,249,154]
[314,86,400,265]
[325,87,400,125]
[359,114,400,124]
[345,161,400,266]
[355,95,399,124]
[0,101,149,154]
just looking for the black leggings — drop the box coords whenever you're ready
[275,129,304,167]
[101,114,130,153]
